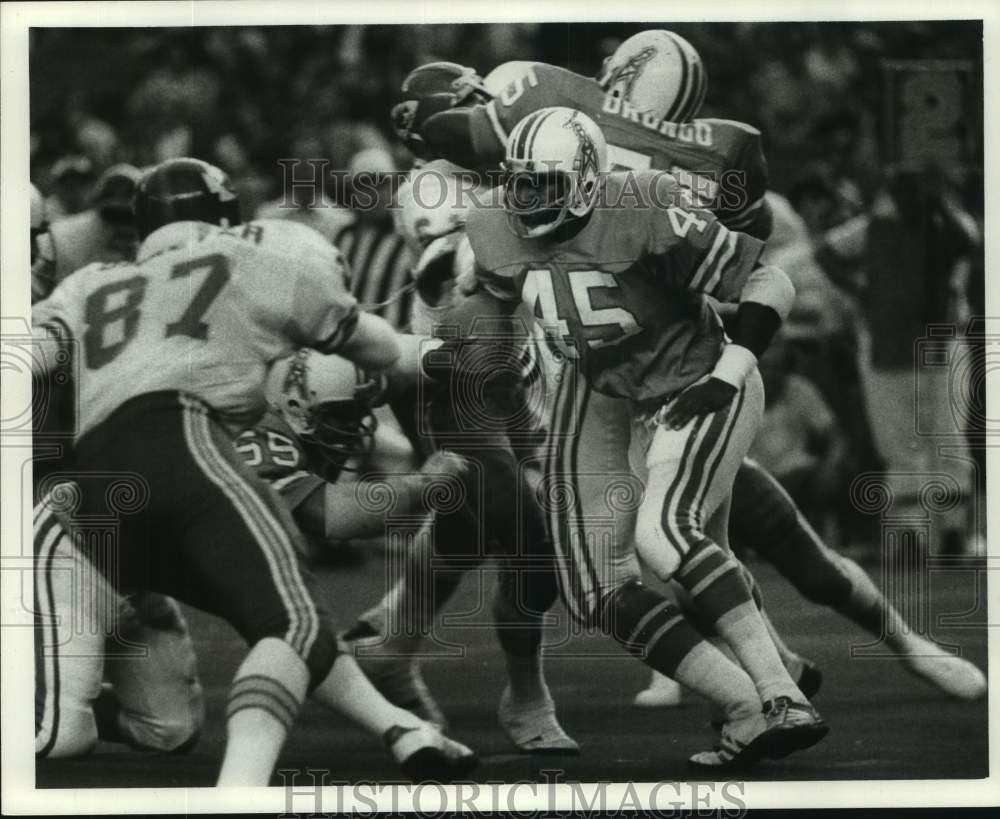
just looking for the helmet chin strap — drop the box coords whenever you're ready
[506,203,571,239]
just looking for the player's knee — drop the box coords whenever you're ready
[598,578,677,651]
[634,507,694,582]
[37,705,98,759]
[303,627,342,690]
[241,602,341,690]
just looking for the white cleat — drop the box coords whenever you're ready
[497,686,580,755]
[688,712,769,770]
[632,671,685,708]
[903,639,987,700]
[689,697,829,771]
[385,722,478,781]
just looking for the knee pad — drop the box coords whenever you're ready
[599,580,703,675]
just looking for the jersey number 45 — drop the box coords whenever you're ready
[521,267,642,359]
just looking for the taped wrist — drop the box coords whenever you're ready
[710,344,757,389]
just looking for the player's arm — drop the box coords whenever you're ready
[421,66,547,170]
[337,312,401,371]
[293,250,401,370]
[422,106,504,170]
[652,190,794,426]
[30,280,78,378]
[294,451,469,543]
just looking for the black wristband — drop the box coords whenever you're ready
[730,301,782,358]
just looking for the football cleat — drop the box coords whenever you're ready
[632,671,685,708]
[756,696,829,759]
[497,685,580,755]
[902,639,987,700]
[688,712,770,770]
[689,697,828,770]
[384,723,478,782]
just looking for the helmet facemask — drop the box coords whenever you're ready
[501,107,608,239]
[299,399,378,478]
[502,165,576,238]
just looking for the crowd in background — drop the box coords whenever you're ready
[28,22,986,551]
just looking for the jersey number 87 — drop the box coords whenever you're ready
[82,254,230,370]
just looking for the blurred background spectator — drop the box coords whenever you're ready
[28,21,984,552]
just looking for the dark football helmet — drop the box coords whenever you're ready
[391,61,491,157]
[133,157,241,240]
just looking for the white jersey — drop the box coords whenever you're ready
[32,219,357,439]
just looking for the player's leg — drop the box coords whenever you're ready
[632,370,826,752]
[172,396,476,781]
[492,453,577,754]
[100,593,205,754]
[34,497,106,759]
[732,457,986,699]
[546,366,801,766]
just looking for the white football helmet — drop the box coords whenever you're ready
[396,166,470,254]
[502,106,608,238]
[598,30,707,123]
[266,349,384,474]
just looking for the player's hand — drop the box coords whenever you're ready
[662,377,737,429]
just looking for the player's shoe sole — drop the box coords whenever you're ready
[689,697,829,771]
[755,696,829,760]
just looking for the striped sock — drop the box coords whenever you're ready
[603,580,759,720]
[677,541,801,704]
[217,638,308,786]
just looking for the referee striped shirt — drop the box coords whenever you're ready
[335,218,415,330]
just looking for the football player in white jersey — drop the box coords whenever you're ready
[31,158,477,784]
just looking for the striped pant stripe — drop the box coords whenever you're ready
[34,504,65,757]
[180,397,318,658]
[547,363,597,623]
[659,381,746,555]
